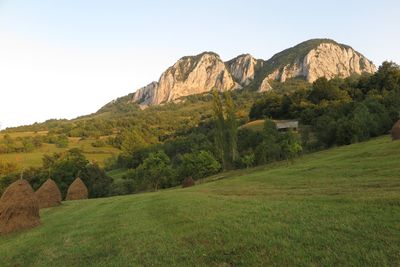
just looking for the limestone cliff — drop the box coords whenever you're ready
[131,52,239,106]
[226,54,258,86]
[257,39,376,92]
[125,39,376,106]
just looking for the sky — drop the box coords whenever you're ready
[1,0,399,129]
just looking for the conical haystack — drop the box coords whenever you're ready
[391,120,400,141]
[66,177,88,200]
[0,179,40,234]
[35,178,62,209]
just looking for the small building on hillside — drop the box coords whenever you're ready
[274,120,299,132]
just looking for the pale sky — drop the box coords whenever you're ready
[1,0,399,129]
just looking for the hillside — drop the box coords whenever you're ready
[1,136,399,266]
[0,131,119,169]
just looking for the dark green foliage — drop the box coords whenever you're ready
[126,151,174,191]
[249,91,284,119]
[280,130,303,161]
[235,152,256,169]
[237,128,263,153]
[24,149,113,198]
[249,61,400,149]
[255,120,281,164]
[82,163,113,198]
[308,77,351,104]
[55,134,69,148]
[163,133,213,160]
[212,90,238,170]
[177,150,221,180]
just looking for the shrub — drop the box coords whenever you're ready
[177,150,221,180]
[182,176,195,188]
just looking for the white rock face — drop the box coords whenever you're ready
[227,54,257,85]
[130,81,158,105]
[260,42,376,90]
[258,77,272,92]
[127,41,376,105]
[304,43,376,82]
[131,53,238,106]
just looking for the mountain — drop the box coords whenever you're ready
[130,52,240,106]
[256,39,376,91]
[123,39,376,107]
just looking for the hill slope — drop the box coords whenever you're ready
[0,136,399,266]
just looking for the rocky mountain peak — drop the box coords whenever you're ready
[257,39,376,91]
[131,52,239,106]
[124,39,376,107]
[227,54,258,86]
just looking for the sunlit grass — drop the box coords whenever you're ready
[0,136,399,266]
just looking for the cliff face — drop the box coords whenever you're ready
[131,53,239,106]
[227,54,258,86]
[258,40,376,92]
[126,39,376,107]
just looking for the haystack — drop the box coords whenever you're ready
[66,177,88,200]
[35,179,62,209]
[182,176,195,188]
[391,120,400,141]
[0,179,40,234]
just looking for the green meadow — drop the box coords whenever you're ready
[0,136,399,266]
[0,132,119,169]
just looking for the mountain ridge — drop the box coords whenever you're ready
[117,38,375,109]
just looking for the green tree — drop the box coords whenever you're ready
[212,90,238,170]
[55,134,69,148]
[255,119,281,164]
[21,137,35,152]
[40,149,112,198]
[212,90,226,168]
[136,151,173,191]
[280,129,302,162]
[224,91,238,164]
[309,77,350,104]
[177,150,221,180]
[121,128,147,158]
[81,162,113,198]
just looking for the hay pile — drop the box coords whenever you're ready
[182,176,195,188]
[35,178,62,209]
[66,177,88,200]
[0,179,40,234]
[391,120,400,141]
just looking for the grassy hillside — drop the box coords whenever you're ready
[0,136,399,266]
[0,132,119,169]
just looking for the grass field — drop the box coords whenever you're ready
[0,136,399,266]
[0,132,119,168]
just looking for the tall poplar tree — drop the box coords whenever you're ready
[212,90,238,170]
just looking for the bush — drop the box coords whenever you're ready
[55,135,69,148]
[91,139,106,147]
[177,150,221,180]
